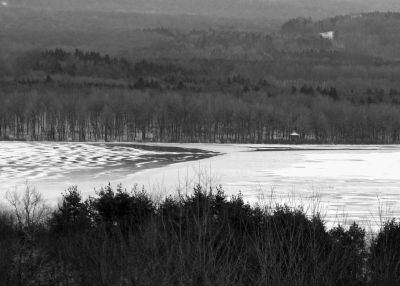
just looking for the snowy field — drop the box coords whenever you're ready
[1,142,400,227]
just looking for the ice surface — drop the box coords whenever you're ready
[1,142,399,228]
[0,142,215,200]
[126,143,400,228]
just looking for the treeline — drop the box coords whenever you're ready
[32,48,189,79]
[1,184,400,285]
[2,87,400,143]
[17,47,400,88]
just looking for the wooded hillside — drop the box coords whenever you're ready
[2,10,400,143]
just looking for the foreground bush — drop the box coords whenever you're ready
[0,211,15,285]
[1,184,400,285]
[369,220,400,286]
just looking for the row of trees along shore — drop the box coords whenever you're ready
[1,86,400,144]
[1,184,400,285]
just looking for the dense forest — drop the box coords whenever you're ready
[3,82,400,143]
[2,9,400,143]
[2,184,400,285]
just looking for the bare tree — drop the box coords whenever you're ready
[4,186,50,284]
[6,186,49,237]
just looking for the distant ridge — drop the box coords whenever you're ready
[6,0,400,20]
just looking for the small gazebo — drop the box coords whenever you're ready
[289,131,300,143]
[290,131,300,137]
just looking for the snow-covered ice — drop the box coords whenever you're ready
[1,142,400,228]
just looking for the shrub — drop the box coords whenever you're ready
[328,223,366,286]
[0,211,16,285]
[91,184,155,232]
[369,219,400,285]
[49,186,92,234]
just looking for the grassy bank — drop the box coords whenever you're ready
[1,184,400,285]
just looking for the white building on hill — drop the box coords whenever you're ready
[320,31,335,40]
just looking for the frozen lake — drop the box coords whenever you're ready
[1,142,400,227]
